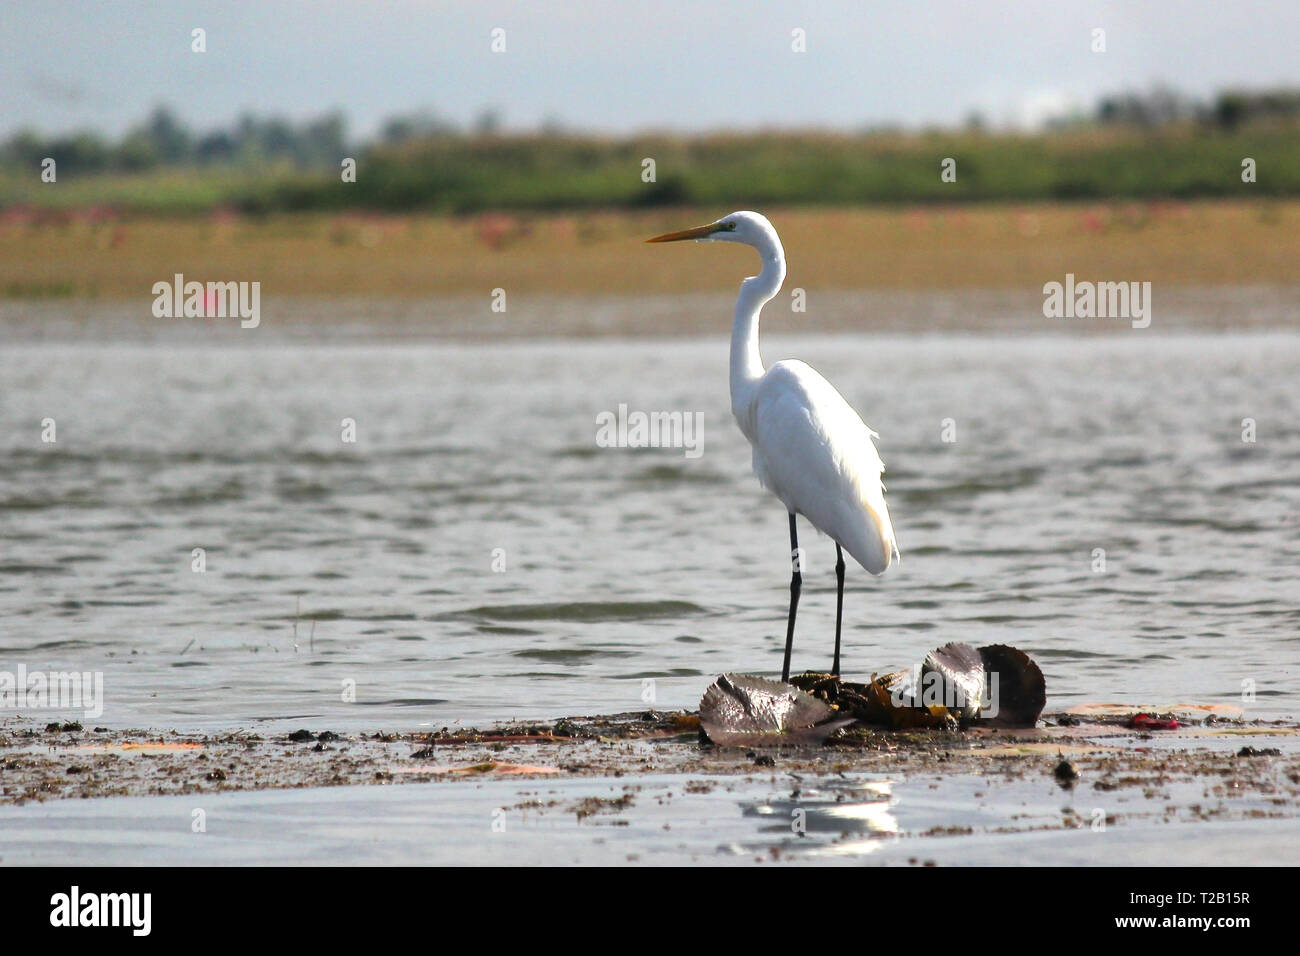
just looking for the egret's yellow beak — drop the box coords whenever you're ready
[645,223,718,243]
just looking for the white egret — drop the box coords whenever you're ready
[648,211,899,682]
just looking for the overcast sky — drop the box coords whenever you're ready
[4,0,1298,139]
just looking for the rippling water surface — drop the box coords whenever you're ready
[2,332,1297,729]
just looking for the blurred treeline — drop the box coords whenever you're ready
[3,88,1298,213]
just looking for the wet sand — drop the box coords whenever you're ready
[3,284,1299,344]
[3,708,1296,864]
[3,202,1297,301]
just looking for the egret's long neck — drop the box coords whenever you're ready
[730,242,785,424]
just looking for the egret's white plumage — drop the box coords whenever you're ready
[648,210,898,679]
[745,359,899,574]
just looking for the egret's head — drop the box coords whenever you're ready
[646,211,781,259]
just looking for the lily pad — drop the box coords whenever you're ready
[699,673,855,747]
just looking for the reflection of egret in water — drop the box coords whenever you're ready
[726,778,898,859]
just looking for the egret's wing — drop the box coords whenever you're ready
[751,361,897,574]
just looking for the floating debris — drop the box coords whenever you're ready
[790,642,1046,731]
[3,711,1295,819]
[76,741,202,754]
[699,674,855,748]
[1065,702,1241,725]
[1053,756,1080,786]
[1129,713,1180,731]
[1236,746,1281,758]
[393,762,562,776]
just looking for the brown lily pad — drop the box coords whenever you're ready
[699,673,855,747]
[977,644,1046,727]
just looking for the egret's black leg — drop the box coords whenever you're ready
[781,512,801,683]
[832,544,845,676]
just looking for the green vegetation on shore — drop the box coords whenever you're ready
[3,126,1295,215]
[252,125,1300,213]
[3,90,1298,215]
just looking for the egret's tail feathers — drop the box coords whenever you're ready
[843,487,896,575]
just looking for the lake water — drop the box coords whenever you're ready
[2,331,1298,730]
[4,766,1296,865]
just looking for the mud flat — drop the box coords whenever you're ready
[1,707,1296,865]
[3,203,1298,302]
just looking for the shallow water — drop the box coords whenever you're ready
[1,767,1295,866]
[1,332,1298,730]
